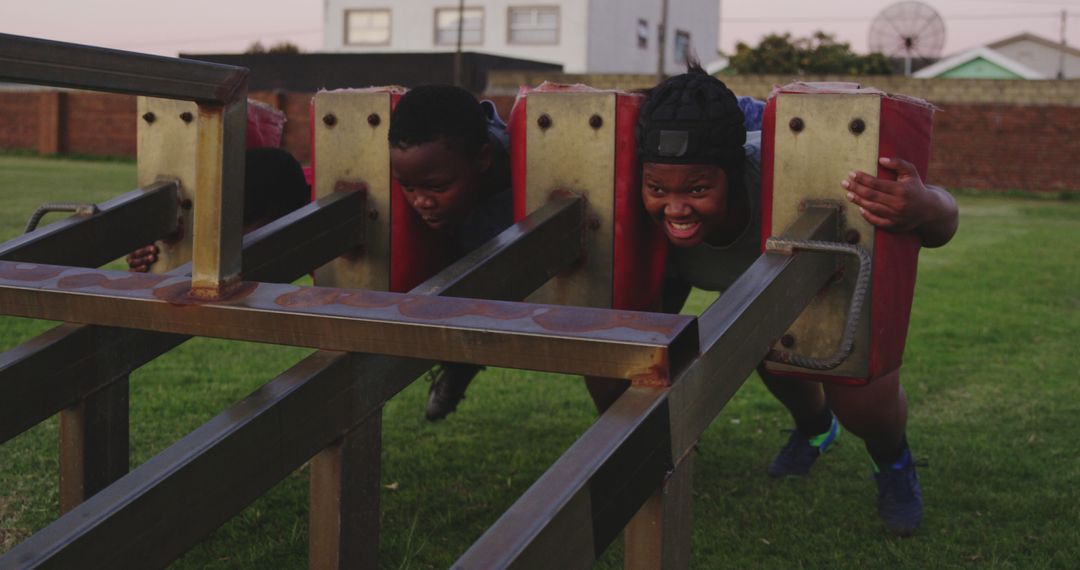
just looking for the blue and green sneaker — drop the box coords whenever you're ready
[874,448,923,536]
[767,416,840,478]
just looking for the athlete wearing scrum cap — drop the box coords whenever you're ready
[632,64,957,537]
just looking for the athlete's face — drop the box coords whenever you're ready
[391,138,490,232]
[641,162,730,247]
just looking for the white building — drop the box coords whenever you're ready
[987,33,1080,79]
[322,1,721,74]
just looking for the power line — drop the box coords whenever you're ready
[725,12,1062,23]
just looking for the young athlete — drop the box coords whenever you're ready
[387,85,514,421]
[636,65,958,536]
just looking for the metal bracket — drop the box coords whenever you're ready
[764,237,871,370]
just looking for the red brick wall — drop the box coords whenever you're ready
[279,92,313,165]
[63,92,136,157]
[0,92,42,150]
[2,87,1078,193]
[930,104,1080,192]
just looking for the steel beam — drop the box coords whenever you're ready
[0,181,180,268]
[189,96,246,298]
[0,264,696,384]
[0,197,588,570]
[0,189,365,445]
[454,207,841,569]
[0,33,246,104]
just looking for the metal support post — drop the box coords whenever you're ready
[309,410,383,570]
[58,379,129,513]
[623,451,694,570]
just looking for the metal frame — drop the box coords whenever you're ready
[1,32,248,297]
[0,34,859,570]
[456,207,841,568]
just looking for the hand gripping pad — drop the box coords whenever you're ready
[761,82,935,384]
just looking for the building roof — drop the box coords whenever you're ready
[913,46,1046,79]
[987,32,1080,59]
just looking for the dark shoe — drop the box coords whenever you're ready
[424,364,479,421]
[875,448,924,537]
[767,416,840,478]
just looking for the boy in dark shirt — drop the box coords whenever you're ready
[388,85,514,420]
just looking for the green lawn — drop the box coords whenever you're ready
[1,155,1078,568]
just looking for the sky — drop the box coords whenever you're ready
[2,0,1078,60]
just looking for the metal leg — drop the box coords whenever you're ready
[309,409,383,570]
[58,376,129,514]
[623,451,694,570]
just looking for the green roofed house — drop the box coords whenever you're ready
[914,46,1046,79]
[914,33,1080,80]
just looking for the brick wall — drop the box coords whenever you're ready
[932,103,1080,192]
[3,78,1079,192]
[63,92,136,157]
[0,92,43,151]
[484,72,1080,106]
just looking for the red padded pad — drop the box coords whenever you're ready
[307,89,457,293]
[761,83,934,384]
[509,84,667,311]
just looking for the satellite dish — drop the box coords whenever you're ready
[868,1,947,76]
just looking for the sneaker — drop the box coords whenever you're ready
[424,364,479,421]
[874,449,923,537]
[767,416,840,478]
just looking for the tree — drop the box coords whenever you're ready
[244,41,301,55]
[728,32,892,75]
[267,42,301,54]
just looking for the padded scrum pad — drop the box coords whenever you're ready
[509,84,667,311]
[309,88,455,293]
[761,82,934,385]
[246,100,286,149]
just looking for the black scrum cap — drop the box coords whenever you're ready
[637,68,746,170]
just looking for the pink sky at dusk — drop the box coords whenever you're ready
[2,0,1077,61]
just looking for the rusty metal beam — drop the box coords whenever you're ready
[0,263,696,383]
[0,189,365,445]
[0,196,589,570]
[454,207,841,569]
[0,33,247,104]
[0,181,179,268]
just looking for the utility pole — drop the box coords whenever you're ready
[454,0,465,87]
[1059,9,1067,80]
[657,0,669,81]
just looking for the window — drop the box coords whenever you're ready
[637,19,648,49]
[435,7,484,46]
[345,9,391,46]
[674,30,691,63]
[508,7,559,45]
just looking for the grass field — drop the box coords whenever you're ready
[0,155,1078,568]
